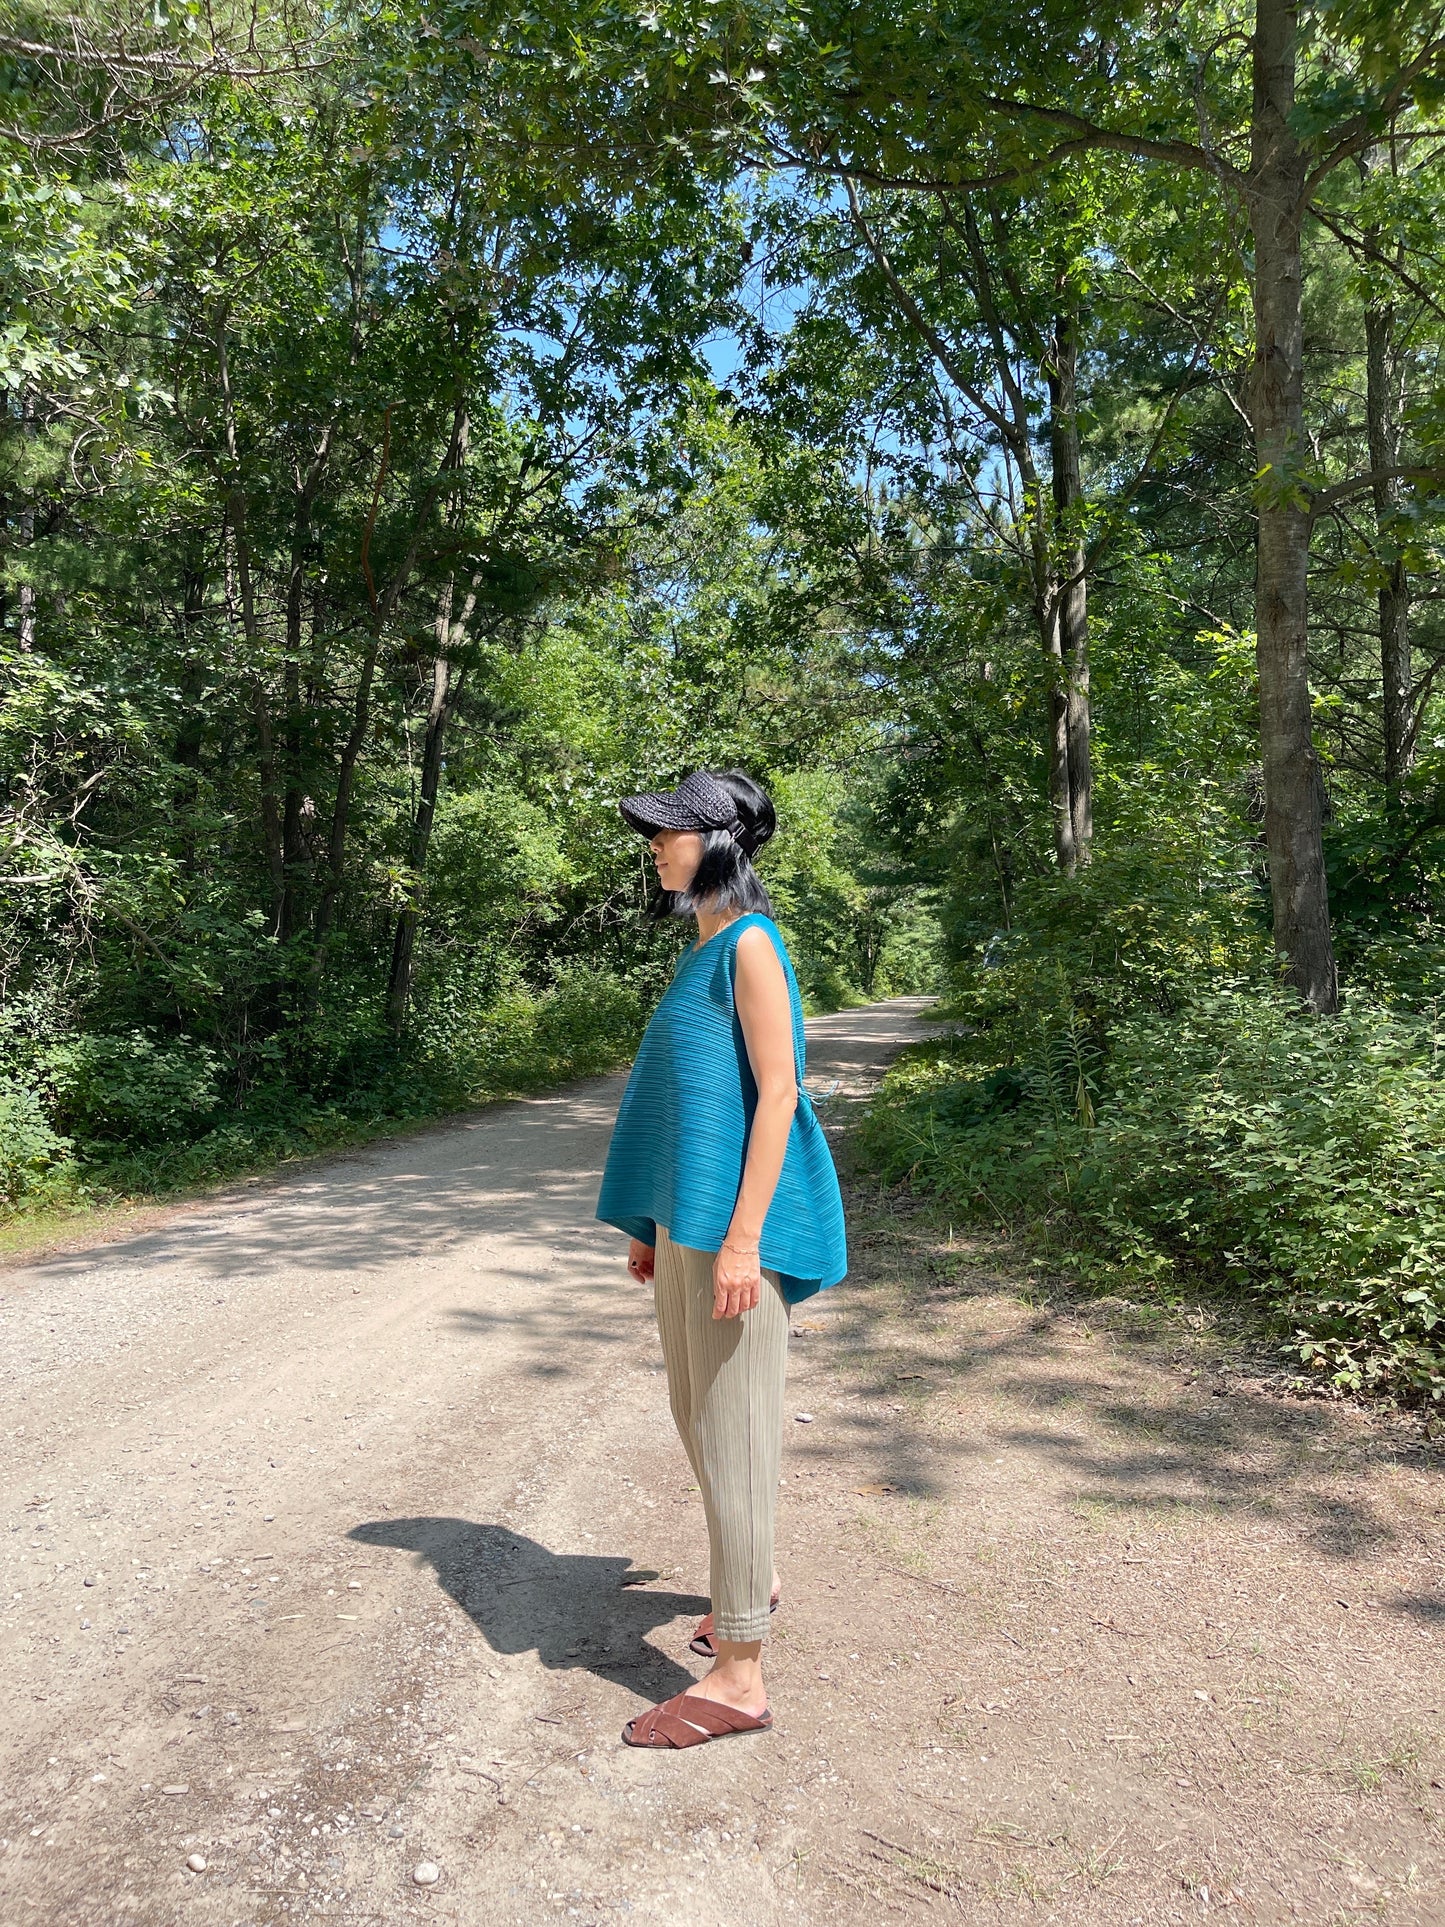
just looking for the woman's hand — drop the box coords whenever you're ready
[712,1242,761,1321]
[627,1238,655,1284]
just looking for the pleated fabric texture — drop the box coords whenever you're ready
[652,1227,789,1642]
[595,913,847,1302]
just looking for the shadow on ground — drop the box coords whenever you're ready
[795,1176,1445,1573]
[349,1517,707,1701]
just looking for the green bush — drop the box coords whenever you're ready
[529,967,647,1077]
[8,965,648,1212]
[46,1030,222,1148]
[0,1083,76,1208]
[861,985,1445,1403]
[410,960,644,1096]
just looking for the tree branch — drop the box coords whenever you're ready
[976,93,1240,187]
[841,176,1020,447]
[1308,201,1445,325]
[1302,28,1445,198]
[1311,465,1445,519]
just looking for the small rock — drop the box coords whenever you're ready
[185,1853,207,1873]
[263,1514,275,1522]
[80,1619,90,1630]
[412,1861,440,1886]
[794,1412,814,1423]
[160,1785,189,1796]
[83,1577,95,1588]
[117,1627,131,1636]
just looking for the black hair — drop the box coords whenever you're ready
[650,769,777,921]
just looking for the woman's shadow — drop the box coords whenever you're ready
[349,1518,707,1702]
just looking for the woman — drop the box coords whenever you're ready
[596,768,847,1749]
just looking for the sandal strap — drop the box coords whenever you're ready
[627,1691,771,1748]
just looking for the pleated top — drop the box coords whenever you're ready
[596,914,847,1303]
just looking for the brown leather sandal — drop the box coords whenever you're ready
[689,1591,780,1659]
[622,1690,774,1749]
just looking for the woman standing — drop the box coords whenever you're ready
[596,769,847,1749]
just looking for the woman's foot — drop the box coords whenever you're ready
[690,1573,780,1659]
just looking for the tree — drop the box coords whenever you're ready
[537,0,1445,1006]
[836,178,1098,871]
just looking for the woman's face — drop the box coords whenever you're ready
[650,827,704,895]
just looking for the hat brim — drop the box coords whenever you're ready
[619,792,699,837]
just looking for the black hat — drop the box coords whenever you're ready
[618,770,741,839]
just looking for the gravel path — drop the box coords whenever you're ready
[0,999,936,1925]
[8,992,1445,1927]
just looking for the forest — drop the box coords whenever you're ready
[4,0,1445,1401]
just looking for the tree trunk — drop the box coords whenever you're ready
[281,509,310,946]
[249,675,286,926]
[1047,308,1092,866]
[313,631,381,950]
[280,432,335,941]
[1247,0,1338,1012]
[1040,581,1078,873]
[223,502,284,927]
[17,388,36,651]
[314,401,469,956]
[1021,433,1076,874]
[216,315,285,933]
[385,595,465,1032]
[1365,297,1413,792]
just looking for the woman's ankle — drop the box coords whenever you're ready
[703,1650,766,1707]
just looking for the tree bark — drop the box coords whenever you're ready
[1046,308,1092,866]
[1247,0,1338,1012]
[385,589,467,1031]
[249,674,286,925]
[280,430,333,941]
[216,314,285,931]
[1365,295,1413,792]
[314,400,468,954]
[312,632,381,951]
[16,388,36,651]
[1039,578,1077,873]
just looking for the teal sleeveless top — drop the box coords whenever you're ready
[596,914,847,1303]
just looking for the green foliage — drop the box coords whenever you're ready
[765,767,940,1010]
[46,1030,221,1149]
[0,1082,74,1208]
[0,34,923,1217]
[8,0,1445,1424]
[2,967,646,1211]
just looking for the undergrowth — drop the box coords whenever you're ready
[0,965,644,1225]
[860,983,1445,1403]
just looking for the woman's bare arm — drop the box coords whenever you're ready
[713,925,798,1319]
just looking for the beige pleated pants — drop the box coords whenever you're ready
[653,1225,790,1643]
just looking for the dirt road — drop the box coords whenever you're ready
[6,993,1445,1927]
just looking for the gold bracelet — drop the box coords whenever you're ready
[722,1238,760,1255]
